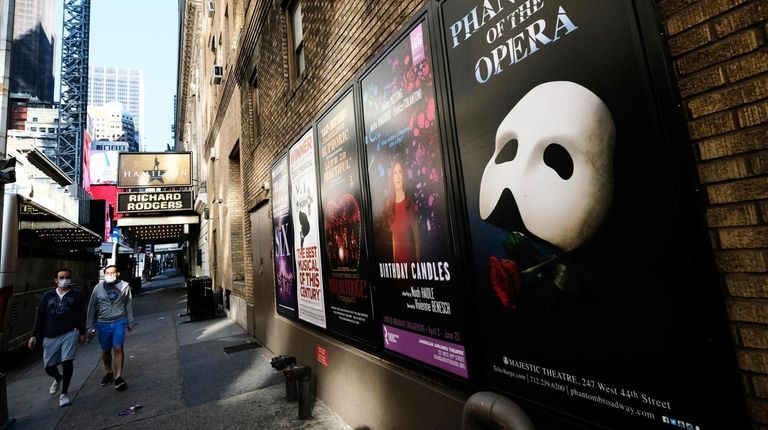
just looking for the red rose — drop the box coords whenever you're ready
[489,256,522,309]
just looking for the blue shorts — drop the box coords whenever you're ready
[97,318,128,350]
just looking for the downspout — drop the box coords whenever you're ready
[462,391,535,430]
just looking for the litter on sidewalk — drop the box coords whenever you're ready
[118,404,142,416]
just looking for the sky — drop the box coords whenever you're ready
[55,0,179,152]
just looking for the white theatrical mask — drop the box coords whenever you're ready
[479,81,615,252]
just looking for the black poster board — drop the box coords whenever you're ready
[361,19,469,378]
[271,155,298,319]
[317,91,377,345]
[442,0,727,428]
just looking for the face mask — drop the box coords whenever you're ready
[58,279,71,289]
[104,275,117,283]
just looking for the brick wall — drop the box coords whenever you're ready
[224,0,767,425]
[657,0,768,427]
[237,0,426,310]
[240,0,426,213]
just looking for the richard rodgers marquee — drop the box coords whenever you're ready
[117,191,193,213]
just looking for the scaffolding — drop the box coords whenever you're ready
[57,0,90,186]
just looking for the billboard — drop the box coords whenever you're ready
[117,191,193,214]
[442,1,725,428]
[117,152,192,188]
[316,90,376,345]
[289,130,327,329]
[361,21,468,378]
[89,149,120,185]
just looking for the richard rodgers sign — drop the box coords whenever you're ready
[117,191,193,213]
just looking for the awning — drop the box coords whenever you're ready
[99,242,135,254]
[117,215,199,243]
[117,215,199,226]
[19,196,102,246]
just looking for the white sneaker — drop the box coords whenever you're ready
[59,394,70,407]
[49,379,60,395]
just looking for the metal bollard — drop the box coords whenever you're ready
[296,365,312,420]
[270,355,298,402]
[283,366,298,402]
[0,373,15,429]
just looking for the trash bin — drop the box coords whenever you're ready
[187,277,215,321]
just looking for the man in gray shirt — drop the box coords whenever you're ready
[87,264,134,391]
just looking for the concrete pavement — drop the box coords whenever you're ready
[5,275,353,430]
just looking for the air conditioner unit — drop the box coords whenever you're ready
[207,0,215,17]
[212,64,223,85]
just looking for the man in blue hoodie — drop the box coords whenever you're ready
[28,268,86,407]
[86,264,134,391]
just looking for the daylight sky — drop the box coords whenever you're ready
[55,0,179,152]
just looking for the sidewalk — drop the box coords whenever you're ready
[5,278,352,430]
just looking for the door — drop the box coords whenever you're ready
[250,203,274,343]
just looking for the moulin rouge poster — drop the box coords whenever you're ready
[442,0,724,428]
[271,155,298,319]
[361,21,468,378]
[316,91,377,345]
[289,130,327,329]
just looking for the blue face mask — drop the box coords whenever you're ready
[58,279,71,289]
[104,274,117,283]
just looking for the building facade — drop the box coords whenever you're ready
[8,94,58,160]
[177,1,767,428]
[10,0,55,103]
[88,66,145,146]
[88,101,138,152]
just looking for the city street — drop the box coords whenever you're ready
[3,274,352,429]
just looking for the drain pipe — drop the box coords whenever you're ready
[462,391,535,430]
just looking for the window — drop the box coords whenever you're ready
[287,0,305,83]
[29,126,37,131]
[32,117,38,122]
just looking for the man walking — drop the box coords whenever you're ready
[28,268,86,407]
[87,264,134,391]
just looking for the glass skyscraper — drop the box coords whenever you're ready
[88,66,145,145]
[10,0,55,103]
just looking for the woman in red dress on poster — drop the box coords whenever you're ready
[386,160,421,263]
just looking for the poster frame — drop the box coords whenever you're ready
[270,150,300,320]
[354,4,475,385]
[288,125,328,329]
[432,0,745,428]
[313,83,378,348]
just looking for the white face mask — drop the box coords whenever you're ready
[57,279,71,289]
[104,274,117,283]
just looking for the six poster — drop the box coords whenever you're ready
[270,155,297,319]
